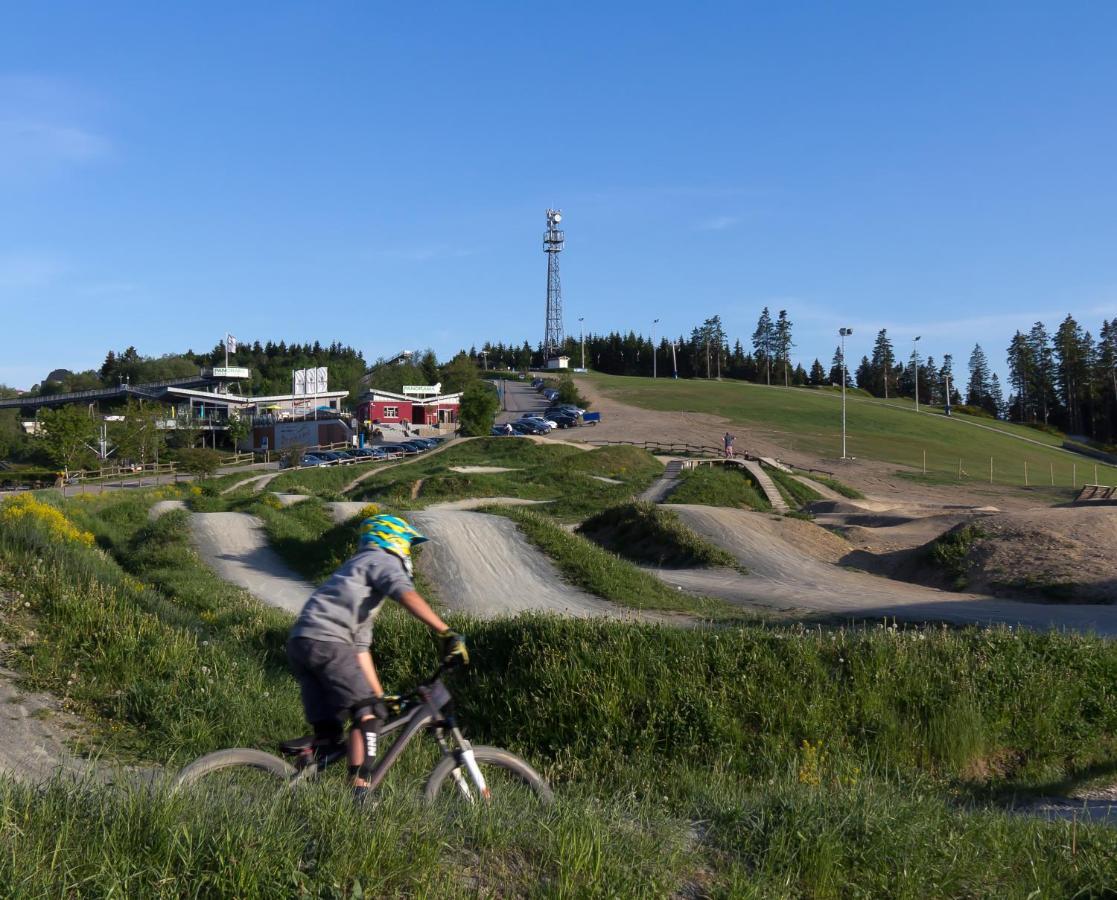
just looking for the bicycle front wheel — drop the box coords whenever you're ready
[173,748,297,806]
[423,745,553,807]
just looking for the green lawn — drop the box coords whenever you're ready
[347,440,664,520]
[587,374,1117,494]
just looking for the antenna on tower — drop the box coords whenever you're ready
[543,209,565,361]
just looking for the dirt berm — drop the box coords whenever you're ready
[918,506,1117,602]
[661,504,1117,634]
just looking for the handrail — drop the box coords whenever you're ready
[585,438,724,457]
[0,375,212,409]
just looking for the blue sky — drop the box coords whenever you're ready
[3,2,1117,389]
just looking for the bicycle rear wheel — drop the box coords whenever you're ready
[173,748,297,806]
[423,745,553,808]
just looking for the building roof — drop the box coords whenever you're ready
[362,388,461,405]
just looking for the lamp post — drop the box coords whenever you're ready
[840,327,853,459]
[912,335,922,412]
[652,318,660,378]
[578,317,585,371]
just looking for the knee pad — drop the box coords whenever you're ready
[350,700,382,778]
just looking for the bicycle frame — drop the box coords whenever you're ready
[291,677,456,793]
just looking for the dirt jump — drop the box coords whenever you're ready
[179,500,629,621]
[409,507,631,619]
[188,513,316,615]
[659,505,1117,635]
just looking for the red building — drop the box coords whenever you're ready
[357,386,461,430]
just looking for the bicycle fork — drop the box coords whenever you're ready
[437,726,490,802]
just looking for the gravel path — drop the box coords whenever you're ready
[660,505,1117,634]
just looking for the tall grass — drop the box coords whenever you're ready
[5,491,1117,894]
[667,465,771,511]
[576,501,739,569]
[349,441,664,520]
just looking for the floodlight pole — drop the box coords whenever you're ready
[840,327,853,459]
[578,317,585,370]
[652,318,659,378]
[912,335,922,412]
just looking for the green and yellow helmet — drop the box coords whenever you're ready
[358,514,428,574]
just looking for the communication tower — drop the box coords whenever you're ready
[543,209,565,360]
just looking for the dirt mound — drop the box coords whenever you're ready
[408,508,629,619]
[938,507,1117,602]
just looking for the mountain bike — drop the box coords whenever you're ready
[173,665,553,808]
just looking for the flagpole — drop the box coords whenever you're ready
[224,333,229,369]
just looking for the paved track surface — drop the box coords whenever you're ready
[181,499,617,620]
[189,513,314,615]
[661,505,1117,634]
[639,459,684,502]
[409,507,631,619]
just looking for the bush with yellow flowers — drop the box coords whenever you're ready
[0,494,95,548]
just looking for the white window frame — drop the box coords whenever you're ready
[384,406,399,418]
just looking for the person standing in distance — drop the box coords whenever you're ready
[286,514,468,801]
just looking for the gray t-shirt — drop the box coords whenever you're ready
[290,546,414,648]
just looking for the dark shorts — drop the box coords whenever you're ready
[287,636,370,725]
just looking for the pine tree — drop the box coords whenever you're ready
[869,330,895,398]
[941,354,957,409]
[752,307,774,385]
[828,347,846,386]
[1026,322,1058,424]
[1006,331,1033,422]
[775,310,794,387]
[966,344,993,411]
[1053,315,1087,434]
[989,372,1005,419]
[923,356,939,405]
[809,359,827,386]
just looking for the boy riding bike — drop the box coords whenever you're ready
[286,514,467,800]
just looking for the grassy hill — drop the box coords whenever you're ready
[4,489,1117,894]
[586,374,1117,495]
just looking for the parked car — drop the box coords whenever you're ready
[519,415,558,429]
[511,420,549,435]
[550,414,579,429]
[547,404,585,416]
[301,454,329,467]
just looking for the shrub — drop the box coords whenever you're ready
[576,502,737,568]
[0,494,95,547]
[173,448,223,478]
[458,382,500,436]
[557,376,590,409]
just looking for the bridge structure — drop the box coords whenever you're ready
[0,367,251,413]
